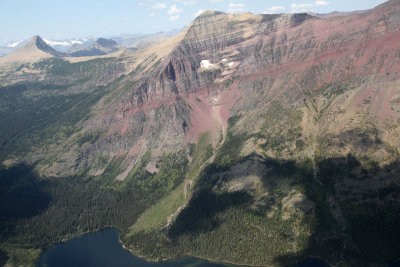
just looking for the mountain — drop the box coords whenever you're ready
[0,31,179,59]
[113,30,181,49]
[67,37,121,57]
[0,37,96,57]
[314,10,368,18]
[1,1,400,266]
[0,35,65,63]
[28,35,65,57]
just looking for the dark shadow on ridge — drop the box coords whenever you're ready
[0,164,52,242]
[0,249,9,266]
[272,154,400,266]
[168,188,252,239]
[168,151,400,266]
[292,257,330,267]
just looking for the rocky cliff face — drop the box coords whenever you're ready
[2,0,400,193]
[44,0,400,178]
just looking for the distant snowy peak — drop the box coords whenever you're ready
[1,37,95,54]
[0,40,27,58]
[1,30,181,57]
[6,40,24,48]
[44,39,77,47]
[1,30,181,58]
[43,38,91,47]
[43,38,95,52]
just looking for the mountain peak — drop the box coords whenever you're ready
[196,10,225,18]
[25,35,64,57]
[201,10,221,15]
[29,35,41,43]
[27,35,46,48]
[375,0,400,11]
[95,38,118,47]
[67,37,120,57]
[0,35,64,63]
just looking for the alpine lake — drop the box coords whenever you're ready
[36,228,330,267]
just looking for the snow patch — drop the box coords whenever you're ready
[7,40,23,48]
[44,39,72,46]
[43,39,84,47]
[201,60,215,69]
[70,40,84,44]
[228,62,234,68]
[222,58,227,62]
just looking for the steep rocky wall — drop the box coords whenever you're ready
[31,1,400,177]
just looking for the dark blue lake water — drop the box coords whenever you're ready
[389,259,400,267]
[36,228,329,267]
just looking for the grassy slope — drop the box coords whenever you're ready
[128,132,214,235]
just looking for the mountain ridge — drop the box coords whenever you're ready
[4,0,399,182]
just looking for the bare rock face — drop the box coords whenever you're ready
[3,1,400,181]
[282,192,315,220]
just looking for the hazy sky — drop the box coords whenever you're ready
[0,0,388,44]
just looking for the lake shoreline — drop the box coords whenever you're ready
[120,241,267,267]
[117,231,330,267]
[38,227,330,267]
